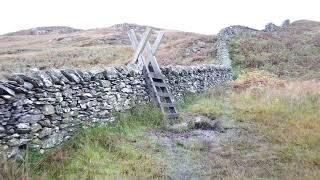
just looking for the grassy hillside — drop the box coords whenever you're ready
[0,24,217,79]
[184,75,320,179]
[230,20,320,80]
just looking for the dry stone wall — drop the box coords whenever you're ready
[162,65,231,99]
[216,26,258,66]
[0,64,232,158]
[216,19,290,66]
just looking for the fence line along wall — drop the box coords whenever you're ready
[0,64,232,159]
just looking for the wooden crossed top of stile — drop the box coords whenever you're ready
[127,27,164,73]
[127,28,180,122]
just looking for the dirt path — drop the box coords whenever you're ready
[137,114,275,179]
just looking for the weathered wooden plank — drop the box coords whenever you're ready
[161,103,175,107]
[152,31,164,55]
[150,72,165,79]
[130,28,152,65]
[153,82,167,87]
[157,92,171,97]
[128,30,138,49]
[128,29,148,68]
[145,41,162,74]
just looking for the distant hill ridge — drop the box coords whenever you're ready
[4,26,82,36]
[4,23,161,36]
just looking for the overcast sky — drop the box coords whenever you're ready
[0,0,319,35]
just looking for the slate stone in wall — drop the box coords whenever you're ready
[103,67,119,80]
[61,69,84,84]
[42,105,55,115]
[17,74,44,88]
[33,71,53,87]
[46,69,69,85]
[6,75,25,85]
[0,126,5,133]
[15,123,31,133]
[18,114,44,123]
[0,84,16,96]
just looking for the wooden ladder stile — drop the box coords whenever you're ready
[128,28,179,125]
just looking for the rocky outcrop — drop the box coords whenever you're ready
[264,23,279,32]
[0,64,232,159]
[218,26,258,42]
[264,20,291,32]
[282,19,290,27]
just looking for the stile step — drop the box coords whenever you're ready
[161,103,175,107]
[153,82,167,87]
[165,113,180,119]
[157,92,171,97]
[150,73,165,79]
